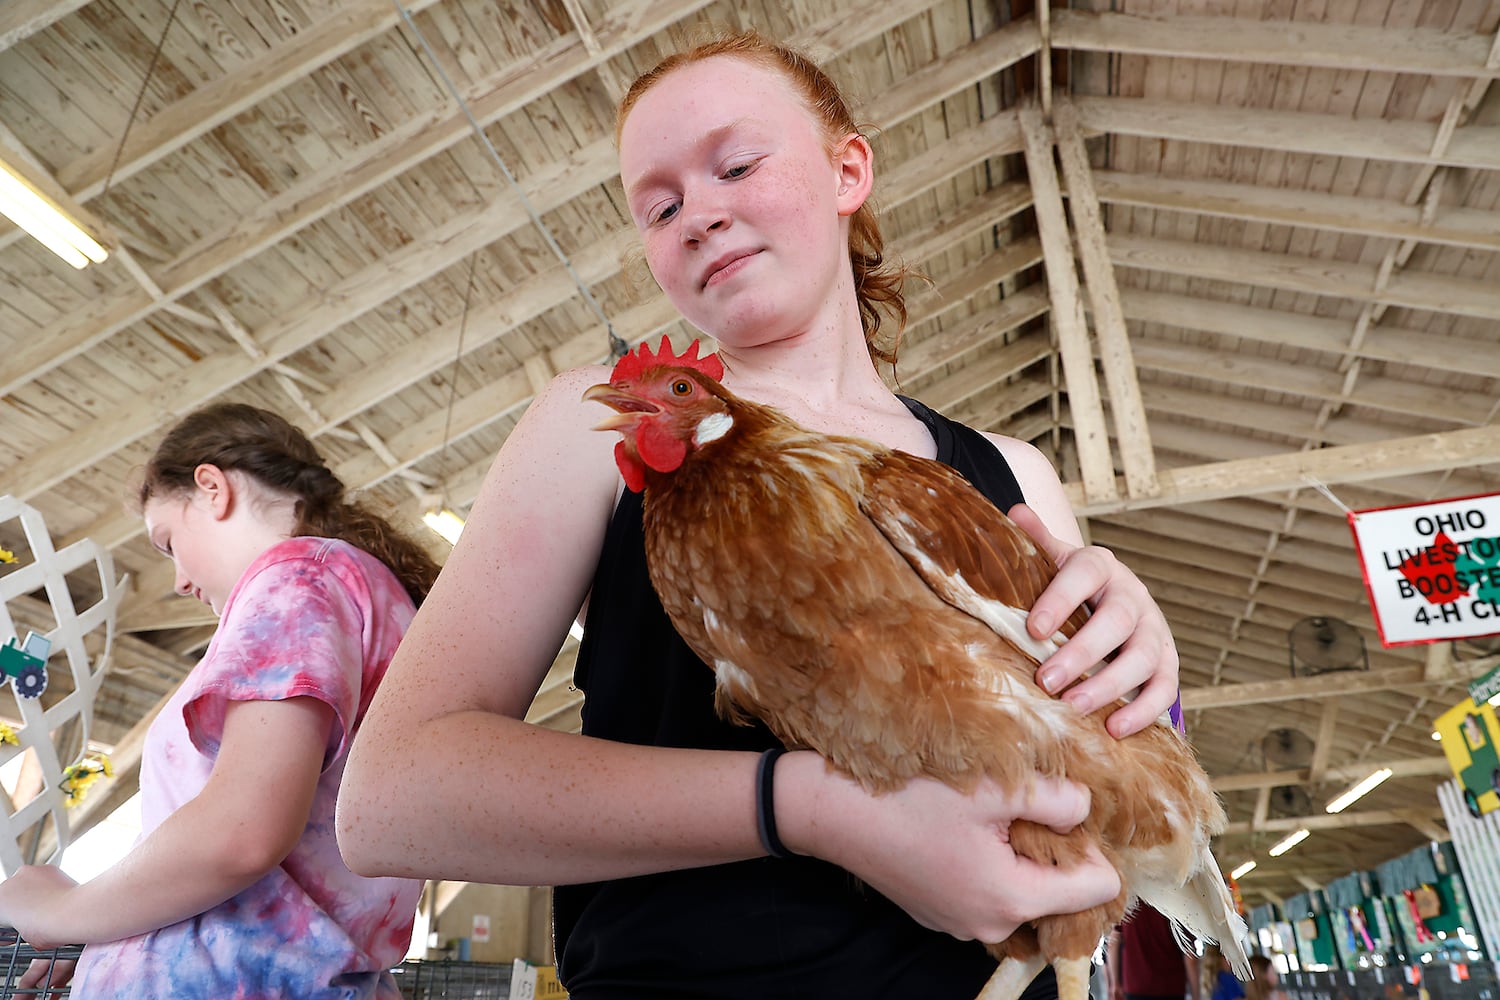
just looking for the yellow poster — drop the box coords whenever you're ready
[1436,696,1500,817]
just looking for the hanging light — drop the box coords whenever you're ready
[1231,860,1257,879]
[1268,829,1310,857]
[422,508,465,545]
[1325,768,1393,814]
[0,159,108,269]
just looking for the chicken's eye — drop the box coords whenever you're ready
[671,379,692,396]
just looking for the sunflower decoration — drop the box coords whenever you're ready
[0,722,17,746]
[0,547,15,564]
[60,752,114,808]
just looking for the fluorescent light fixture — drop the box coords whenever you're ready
[1231,860,1257,879]
[1268,828,1310,857]
[1325,767,1393,814]
[422,508,465,545]
[0,160,108,269]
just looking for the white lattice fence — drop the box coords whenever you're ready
[1436,778,1500,961]
[0,496,123,876]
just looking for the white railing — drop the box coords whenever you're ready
[1435,778,1500,961]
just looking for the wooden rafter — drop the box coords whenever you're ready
[0,0,94,52]
[1086,171,1500,254]
[1220,808,1444,835]
[1073,96,1500,171]
[1115,291,1500,381]
[1051,11,1500,79]
[1018,106,1116,504]
[1067,426,1500,516]
[1110,235,1500,323]
[1052,96,1157,499]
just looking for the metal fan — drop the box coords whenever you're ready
[1453,634,1500,662]
[1288,616,1368,677]
[1261,727,1316,769]
[1267,784,1313,818]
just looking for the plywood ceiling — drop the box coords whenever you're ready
[2,0,1498,907]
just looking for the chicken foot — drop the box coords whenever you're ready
[977,953,1046,1000]
[977,950,1094,1000]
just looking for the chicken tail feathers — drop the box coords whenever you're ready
[1137,845,1252,980]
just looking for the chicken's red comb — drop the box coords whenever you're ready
[611,336,724,384]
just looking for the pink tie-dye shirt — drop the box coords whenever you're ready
[71,537,422,999]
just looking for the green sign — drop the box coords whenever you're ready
[1468,664,1500,705]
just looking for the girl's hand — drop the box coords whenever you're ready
[0,864,79,951]
[18,957,76,992]
[778,753,1120,941]
[1008,503,1180,738]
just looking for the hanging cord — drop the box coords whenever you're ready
[102,0,187,200]
[1303,476,1355,518]
[391,0,630,361]
[433,253,479,510]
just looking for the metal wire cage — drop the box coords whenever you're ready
[0,929,80,999]
[390,959,512,999]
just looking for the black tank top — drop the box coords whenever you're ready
[556,398,1059,1000]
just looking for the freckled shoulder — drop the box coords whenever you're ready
[858,451,1089,642]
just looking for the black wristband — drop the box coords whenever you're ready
[756,746,794,859]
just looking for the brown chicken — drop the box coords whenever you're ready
[584,338,1249,1000]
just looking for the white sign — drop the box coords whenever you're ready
[1349,492,1500,647]
[472,913,490,944]
[512,959,538,1000]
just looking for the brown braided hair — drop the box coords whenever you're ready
[133,403,440,607]
[615,31,914,367]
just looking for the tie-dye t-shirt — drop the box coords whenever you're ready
[70,537,422,1000]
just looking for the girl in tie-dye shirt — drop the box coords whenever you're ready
[0,403,441,999]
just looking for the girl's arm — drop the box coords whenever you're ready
[0,696,332,948]
[989,434,1180,737]
[338,366,772,886]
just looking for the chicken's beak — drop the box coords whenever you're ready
[583,383,659,431]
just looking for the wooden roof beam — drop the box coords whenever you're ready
[1065,427,1500,519]
[1307,700,1340,784]
[1139,420,1500,503]
[1072,96,1500,172]
[1085,170,1500,254]
[895,285,1049,384]
[1115,290,1500,381]
[56,0,446,201]
[1184,666,1426,711]
[1110,234,1500,323]
[1051,11,1500,79]
[1019,106,1116,505]
[1126,339,1495,426]
[1054,96,1157,500]
[1219,807,1444,835]
[0,0,94,52]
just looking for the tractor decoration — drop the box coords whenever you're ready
[0,632,48,699]
[1436,693,1500,817]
